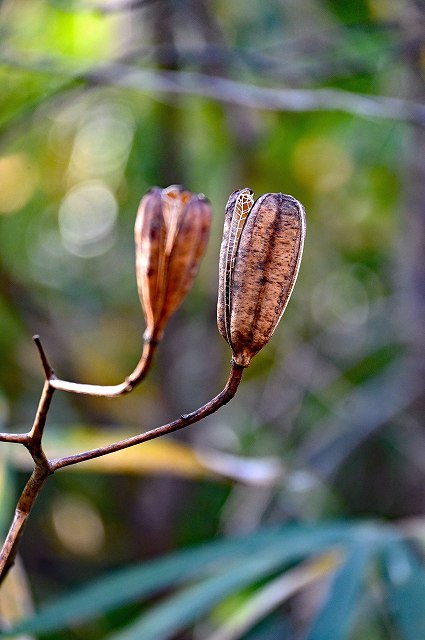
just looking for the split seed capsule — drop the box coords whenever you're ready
[135,185,212,342]
[217,188,306,367]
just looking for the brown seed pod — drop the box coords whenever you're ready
[217,189,306,367]
[157,193,212,335]
[135,185,212,342]
[135,187,166,340]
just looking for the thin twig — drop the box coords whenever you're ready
[0,433,28,444]
[0,351,55,583]
[0,335,158,579]
[33,335,54,378]
[28,381,54,448]
[0,358,244,584]
[51,361,245,471]
[39,337,157,397]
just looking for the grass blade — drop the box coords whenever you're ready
[305,541,375,640]
[382,539,425,640]
[105,529,349,640]
[206,551,342,640]
[5,523,350,637]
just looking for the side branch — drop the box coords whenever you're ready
[0,333,157,583]
[0,433,28,444]
[0,363,54,583]
[51,361,245,471]
[1,271,242,582]
[35,337,157,397]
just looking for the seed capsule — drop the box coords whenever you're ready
[217,189,306,367]
[135,185,212,342]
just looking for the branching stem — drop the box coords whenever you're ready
[36,336,157,397]
[0,333,244,586]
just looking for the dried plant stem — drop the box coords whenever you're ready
[0,466,51,580]
[0,374,55,582]
[38,337,157,397]
[51,361,244,471]
[0,335,244,585]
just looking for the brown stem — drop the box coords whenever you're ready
[0,359,244,585]
[0,367,55,584]
[37,337,157,397]
[51,362,245,471]
[0,433,28,444]
[0,464,51,584]
[28,381,54,448]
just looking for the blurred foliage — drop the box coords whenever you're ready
[1,0,425,638]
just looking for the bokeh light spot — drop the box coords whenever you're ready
[292,137,353,193]
[51,494,105,557]
[0,154,38,214]
[58,181,118,257]
[69,104,135,180]
[311,266,370,329]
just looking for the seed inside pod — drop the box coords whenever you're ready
[217,189,306,367]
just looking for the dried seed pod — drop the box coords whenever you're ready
[135,187,166,340]
[217,188,306,367]
[157,193,211,334]
[135,185,212,342]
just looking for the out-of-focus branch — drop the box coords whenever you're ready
[74,0,159,13]
[81,66,425,123]
[1,51,424,124]
[297,358,422,479]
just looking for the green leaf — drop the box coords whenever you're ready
[239,614,293,640]
[305,541,376,640]
[206,551,342,640]
[7,523,352,638]
[382,539,425,640]
[2,525,279,637]
[105,529,349,640]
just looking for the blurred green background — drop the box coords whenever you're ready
[1,0,425,638]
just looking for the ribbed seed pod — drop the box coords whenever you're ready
[135,185,212,342]
[217,189,306,367]
[158,193,211,333]
[135,187,166,340]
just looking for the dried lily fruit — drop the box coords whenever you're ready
[217,188,306,367]
[135,185,212,342]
